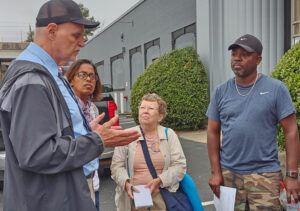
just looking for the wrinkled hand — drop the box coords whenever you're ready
[208,172,224,198]
[284,177,300,204]
[125,180,139,199]
[90,113,105,130]
[145,178,162,193]
[92,114,140,147]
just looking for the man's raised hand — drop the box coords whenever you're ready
[93,114,140,147]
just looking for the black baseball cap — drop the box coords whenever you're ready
[228,34,263,55]
[36,0,100,28]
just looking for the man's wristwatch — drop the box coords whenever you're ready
[286,171,298,179]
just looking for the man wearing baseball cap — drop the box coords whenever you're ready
[0,0,140,210]
[206,34,299,210]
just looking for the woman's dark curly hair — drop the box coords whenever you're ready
[66,59,102,101]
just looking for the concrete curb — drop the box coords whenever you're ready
[176,129,207,143]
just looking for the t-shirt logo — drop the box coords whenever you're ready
[260,91,269,95]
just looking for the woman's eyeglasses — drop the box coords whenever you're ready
[76,72,98,81]
[139,106,158,111]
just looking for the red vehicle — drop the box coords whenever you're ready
[94,93,119,126]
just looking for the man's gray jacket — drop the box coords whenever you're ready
[0,60,103,211]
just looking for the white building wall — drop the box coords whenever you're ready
[197,0,285,92]
[79,0,285,112]
[79,0,196,113]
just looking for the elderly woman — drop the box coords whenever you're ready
[66,59,102,211]
[111,93,187,211]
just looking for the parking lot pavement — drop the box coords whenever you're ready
[118,115,136,129]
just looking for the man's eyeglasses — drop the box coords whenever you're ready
[76,72,98,81]
[139,106,158,111]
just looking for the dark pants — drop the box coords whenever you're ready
[95,191,100,211]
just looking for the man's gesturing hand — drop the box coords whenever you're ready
[93,114,140,147]
[284,176,300,204]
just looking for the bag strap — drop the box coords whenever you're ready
[165,128,168,141]
[139,126,158,179]
[126,150,131,178]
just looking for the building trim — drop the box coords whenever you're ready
[86,0,146,44]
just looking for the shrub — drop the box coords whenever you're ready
[271,41,300,150]
[130,47,209,130]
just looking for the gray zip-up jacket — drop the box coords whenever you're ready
[0,60,103,211]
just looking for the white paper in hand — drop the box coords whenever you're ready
[214,186,236,211]
[133,185,153,209]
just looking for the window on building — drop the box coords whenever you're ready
[292,0,300,45]
[129,46,143,88]
[110,53,125,90]
[95,61,106,83]
[172,23,196,50]
[144,38,160,68]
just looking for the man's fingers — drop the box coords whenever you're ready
[208,173,223,199]
[95,112,105,123]
[283,177,300,204]
[209,184,213,191]
[90,113,105,130]
[119,130,140,139]
[291,191,299,203]
[215,185,221,198]
[90,113,105,127]
[103,130,140,147]
[209,183,220,198]
[97,123,141,147]
[286,190,292,204]
[117,132,141,146]
[104,135,139,147]
[110,126,123,130]
[103,115,119,128]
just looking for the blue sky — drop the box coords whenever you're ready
[0,0,139,42]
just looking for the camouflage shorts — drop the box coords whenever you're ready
[222,169,282,211]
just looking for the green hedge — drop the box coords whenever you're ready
[271,41,300,150]
[130,47,209,130]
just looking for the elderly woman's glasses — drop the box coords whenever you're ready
[139,106,158,111]
[76,72,98,81]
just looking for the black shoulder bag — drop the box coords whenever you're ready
[139,126,192,211]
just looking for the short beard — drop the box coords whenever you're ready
[232,69,247,78]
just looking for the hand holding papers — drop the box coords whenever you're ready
[214,186,237,211]
[133,185,153,209]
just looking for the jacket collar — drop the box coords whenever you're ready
[136,124,168,142]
